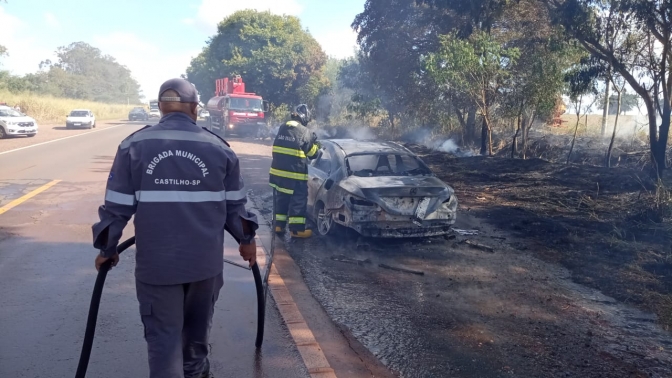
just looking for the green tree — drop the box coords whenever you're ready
[426,31,520,155]
[543,0,671,177]
[186,10,329,110]
[11,42,143,103]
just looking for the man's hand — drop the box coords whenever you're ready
[239,241,257,267]
[95,253,119,271]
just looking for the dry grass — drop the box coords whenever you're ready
[0,90,136,124]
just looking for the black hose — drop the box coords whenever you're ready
[252,263,265,348]
[75,231,267,377]
[75,236,136,378]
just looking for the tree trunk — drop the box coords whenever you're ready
[567,115,581,165]
[605,90,622,167]
[512,116,521,158]
[487,120,493,156]
[601,77,610,137]
[480,117,488,155]
[654,106,670,178]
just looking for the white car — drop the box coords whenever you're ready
[0,105,38,139]
[149,109,161,118]
[66,109,96,129]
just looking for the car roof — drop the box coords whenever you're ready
[71,109,92,112]
[326,139,412,156]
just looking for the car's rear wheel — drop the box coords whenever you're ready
[316,202,337,236]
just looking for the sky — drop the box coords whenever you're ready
[0,0,364,100]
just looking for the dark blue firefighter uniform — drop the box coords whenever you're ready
[92,112,258,378]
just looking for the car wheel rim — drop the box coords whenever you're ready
[317,208,332,235]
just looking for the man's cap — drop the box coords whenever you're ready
[158,78,199,103]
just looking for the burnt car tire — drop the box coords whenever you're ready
[315,202,338,236]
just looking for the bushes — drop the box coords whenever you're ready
[0,90,136,124]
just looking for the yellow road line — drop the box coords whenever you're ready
[0,179,61,215]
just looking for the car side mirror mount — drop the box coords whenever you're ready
[324,179,334,190]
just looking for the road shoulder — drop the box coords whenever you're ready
[251,197,398,378]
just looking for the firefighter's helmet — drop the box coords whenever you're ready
[291,104,311,126]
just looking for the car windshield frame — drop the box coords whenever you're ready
[0,107,22,117]
[69,111,90,117]
[344,152,433,177]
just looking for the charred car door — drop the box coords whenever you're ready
[307,146,333,215]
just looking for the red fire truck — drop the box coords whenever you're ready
[205,75,268,137]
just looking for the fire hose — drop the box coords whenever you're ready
[74,223,274,378]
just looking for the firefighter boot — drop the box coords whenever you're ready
[275,226,285,235]
[290,229,312,238]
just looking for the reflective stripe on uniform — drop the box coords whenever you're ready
[269,168,308,181]
[306,143,319,158]
[224,189,247,201]
[134,189,244,203]
[273,146,306,158]
[275,214,287,221]
[120,130,231,151]
[288,217,306,224]
[269,183,294,195]
[106,190,136,206]
[286,121,300,127]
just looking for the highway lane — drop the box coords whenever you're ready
[0,122,308,377]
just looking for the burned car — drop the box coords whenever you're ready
[307,139,458,238]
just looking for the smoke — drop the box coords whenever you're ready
[313,125,377,140]
[400,127,476,157]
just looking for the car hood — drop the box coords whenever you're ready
[67,116,93,122]
[0,115,36,124]
[337,175,454,215]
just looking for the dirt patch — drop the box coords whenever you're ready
[407,144,672,330]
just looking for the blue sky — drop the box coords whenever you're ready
[0,0,364,99]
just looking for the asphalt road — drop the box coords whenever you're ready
[0,123,309,377]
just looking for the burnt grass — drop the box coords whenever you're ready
[406,143,672,329]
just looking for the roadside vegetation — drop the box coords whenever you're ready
[0,42,141,123]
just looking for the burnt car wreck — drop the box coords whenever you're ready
[307,139,458,238]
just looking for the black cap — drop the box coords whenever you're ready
[158,78,198,103]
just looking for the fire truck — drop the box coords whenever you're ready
[205,75,268,137]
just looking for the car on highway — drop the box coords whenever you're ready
[307,139,458,238]
[149,109,161,118]
[128,107,149,121]
[0,105,39,139]
[66,109,96,129]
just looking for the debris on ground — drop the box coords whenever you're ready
[463,239,495,253]
[453,228,479,236]
[378,263,425,275]
[331,255,372,266]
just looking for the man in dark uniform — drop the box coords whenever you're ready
[269,104,320,238]
[92,78,258,378]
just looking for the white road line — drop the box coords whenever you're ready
[0,123,134,156]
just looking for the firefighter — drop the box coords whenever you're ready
[92,78,258,378]
[269,104,320,238]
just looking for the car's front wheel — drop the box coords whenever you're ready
[0,127,7,139]
[315,202,337,236]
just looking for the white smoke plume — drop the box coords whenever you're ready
[400,128,476,157]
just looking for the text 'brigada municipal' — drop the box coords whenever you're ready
[146,150,210,177]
